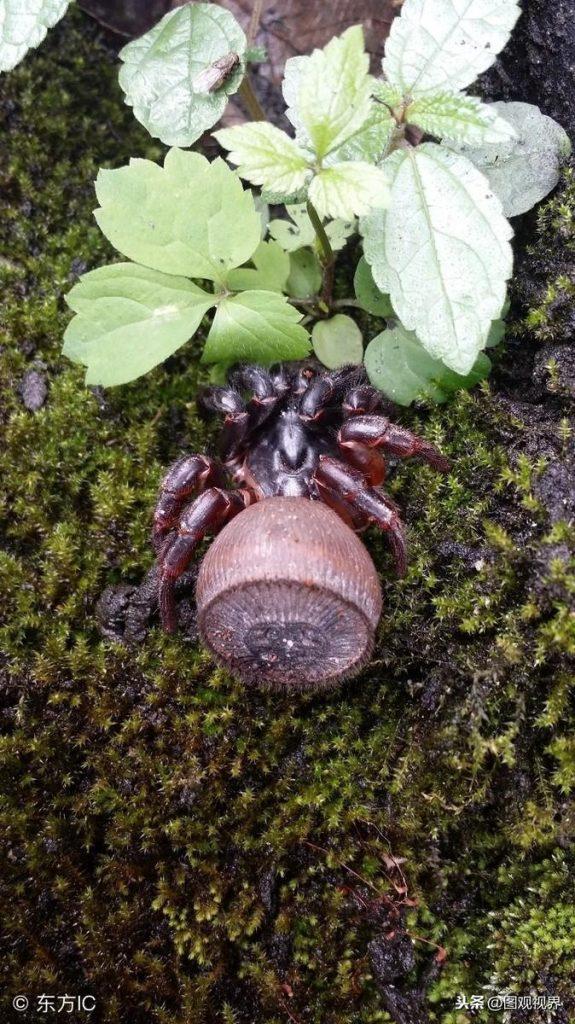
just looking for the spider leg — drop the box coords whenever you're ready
[313,455,407,576]
[197,385,250,459]
[299,366,364,422]
[229,365,281,431]
[158,487,252,633]
[342,384,385,417]
[153,454,224,551]
[338,414,450,473]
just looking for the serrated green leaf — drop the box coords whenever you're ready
[383,0,521,95]
[354,257,393,317]
[282,54,312,148]
[373,81,404,110]
[94,148,261,284]
[118,3,246,147]
[286,249,322,299]
[312,315,364,369]
[214,122,311,195]
[448,101,573,217]
[365,323,491,405]
[64,263,214,386]
[309,162,389,220]
[226,240,290,292]
[288,25,373,158]
[360,144,513,375]
[202,291,311,364]
[407,92,515,144]
[329,102,394,164]
[0,0,71,71]
[268,204,355,254]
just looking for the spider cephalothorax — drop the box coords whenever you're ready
[153,363,449,689]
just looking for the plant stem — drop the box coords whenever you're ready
[247,0,265,46]
[306,200,335,308]
[239,77,267,121]
[332,298,362,310]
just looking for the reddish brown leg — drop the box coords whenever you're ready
[158,487,252,633]
[198,386,251,459]
[313,456,407,576]
[229,365,281,431]
[153,454,224,551]
[338,415,450,473]
[342,385,384,417]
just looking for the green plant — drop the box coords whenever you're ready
[3,0,570,403]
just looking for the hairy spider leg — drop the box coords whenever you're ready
[197,386,251,460]
[229,365,282,431]
[299,366,364,422]
[338,414,451,474]
[158,487,252,632]
[342,384,385,417]
[152,454,224,551]
[314,455,408,576]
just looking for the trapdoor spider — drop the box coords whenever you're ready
[151,363,449,689]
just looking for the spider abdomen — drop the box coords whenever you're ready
[196,497,383,689]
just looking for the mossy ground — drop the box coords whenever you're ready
[1,12,574,1024]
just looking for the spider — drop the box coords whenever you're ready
[153,362,449,640]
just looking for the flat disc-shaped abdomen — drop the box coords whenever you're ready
[196,497,382,689]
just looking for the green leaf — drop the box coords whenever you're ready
[286,249,322,299]
[202,291,311,365]
[354,257,393,317]
[94,148,261,283]
[268,204,354,254]
[226,241,290,292]
[448,101,573,217]
[63,263,214,386]
[118,3,246,147]
[373,81,404,110]
[383,0,521,95]
[486,315,507,348]
[312,315,364,369]
[214,122,311,195]
[309,163,389,220]
[330,102,394,164]
[245,44,267,63]
[365,323,491,405]
[406,92,515,145]
[286,25,372,158]
[360,144,513,375]
[0,0,71,71]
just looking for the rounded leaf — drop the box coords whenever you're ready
[365,323,491,405]
[354,257,393,317]
[0,0,71,72]
[312,314,364,369]
[119,3,246,147]
[448,101,573,217]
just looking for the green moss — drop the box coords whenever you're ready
[1,12,574,1024]
[521,164,575,344]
